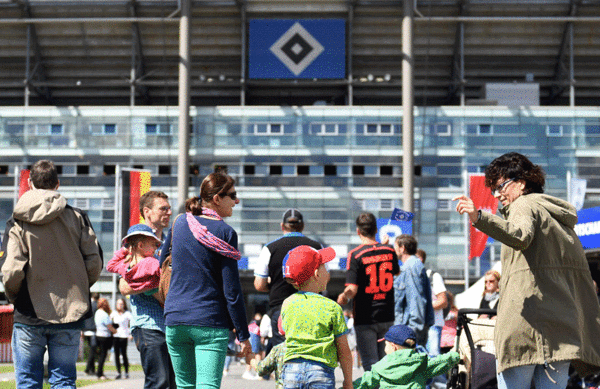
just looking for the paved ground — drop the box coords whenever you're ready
[0,340,364,389]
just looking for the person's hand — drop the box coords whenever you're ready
[337,293,349,306]
[453,195,479,224]
[238,339,253,359]
[381,234,390,245]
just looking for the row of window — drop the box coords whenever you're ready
[7,122,599,137]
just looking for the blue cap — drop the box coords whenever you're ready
[381,325,417,347]
[122,223,161,245]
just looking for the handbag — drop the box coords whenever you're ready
[157,214,182,304]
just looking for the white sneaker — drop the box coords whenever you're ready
[242,371,256,380]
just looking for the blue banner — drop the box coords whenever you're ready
[249,19,346,79]
[376,219,412,243]
[575,206,600,251]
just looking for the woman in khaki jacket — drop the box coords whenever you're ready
[454,152,600,389]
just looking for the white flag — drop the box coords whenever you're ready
[569,178,587,211]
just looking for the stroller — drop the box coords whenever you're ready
[448,308,497,389]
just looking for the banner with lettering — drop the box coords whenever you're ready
[469,174,499,260]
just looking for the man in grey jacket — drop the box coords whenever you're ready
[0,160,103,388]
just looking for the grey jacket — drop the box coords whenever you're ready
[1,189,103,325]
[475,193,600,375]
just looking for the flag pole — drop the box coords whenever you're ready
[112,164,122,308]
[464,170,470,291]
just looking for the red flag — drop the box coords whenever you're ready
[469,174,499,260]
[18,170,30,198]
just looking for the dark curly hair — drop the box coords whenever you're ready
[484,152,545,195]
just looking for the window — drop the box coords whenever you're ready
[253,123,283,135]
[103,124,117,134]
[298,165,309,175]
[270,165,282,175]
[546,125,563,137]
[103,165,116,175]
[365,166,378,176]
[50,124,64,135]
[77,165,89,175]
[146,124,158,134]
[353,165,365,175]
[311,123,340,135]
[363,123,395,135]
[324,165,337,176]
[466,124,492,135]
[282,166,295,176]
[380,165,393,176]
[433,123,451,136]
[0,165,8,175]
[478,124,492,135]
[244,165,255,175]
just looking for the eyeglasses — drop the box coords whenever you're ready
[157,206,171,212]
[485,280,498,284]
[220,191,238,201]
[492,178,516,196]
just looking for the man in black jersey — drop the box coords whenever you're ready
[254,209,323,351]
[337,212,400,372]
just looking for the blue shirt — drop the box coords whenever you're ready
[129,231,166,332]
[163,215,250,342]
[393,256,434,341]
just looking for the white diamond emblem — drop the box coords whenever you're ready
[270,22,324,76]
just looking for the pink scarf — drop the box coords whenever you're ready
[185,208,241,261]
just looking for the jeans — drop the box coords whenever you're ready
[12,324,80,389]
[270,307,285,349]
[497,361,570,389]
[132,327,176,389]
[83,334,97,374]
[354,321,394,373]
[113,338,129,374]
[95,336,113,378]
[166,325,229,389]
[282,359,336,389]
[426,325,442,357]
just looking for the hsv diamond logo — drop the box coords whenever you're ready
[270,22,324,76]
[249,19,346,79]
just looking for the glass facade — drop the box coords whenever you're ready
[1,105,599,280]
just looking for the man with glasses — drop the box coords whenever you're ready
[120,190,175,388]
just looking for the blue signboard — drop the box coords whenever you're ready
[376,219,413,243]
[575,206,600,250]
[249,19,346,79]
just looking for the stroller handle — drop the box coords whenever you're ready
[457,308,497,316]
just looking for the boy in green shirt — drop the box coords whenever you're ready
[353,324,460,389]
[280,245,353,389]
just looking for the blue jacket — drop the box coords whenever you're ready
[393,256,434,343]
[163,214,250,342]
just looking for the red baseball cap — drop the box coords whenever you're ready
[282,245,336,287]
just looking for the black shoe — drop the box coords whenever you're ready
[115,374,122,380]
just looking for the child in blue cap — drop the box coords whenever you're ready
[352,324,460,389]
[107,223,163,303]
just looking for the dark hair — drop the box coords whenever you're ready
[139,191,169,216]
[416,249,427,263]
[356,212,377,238]
[199,172,235,205]
[185,196,203,215]
[283,221,304,233]
[395,234,417,255]
[30,160,58,189]
[484,152,545,195]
